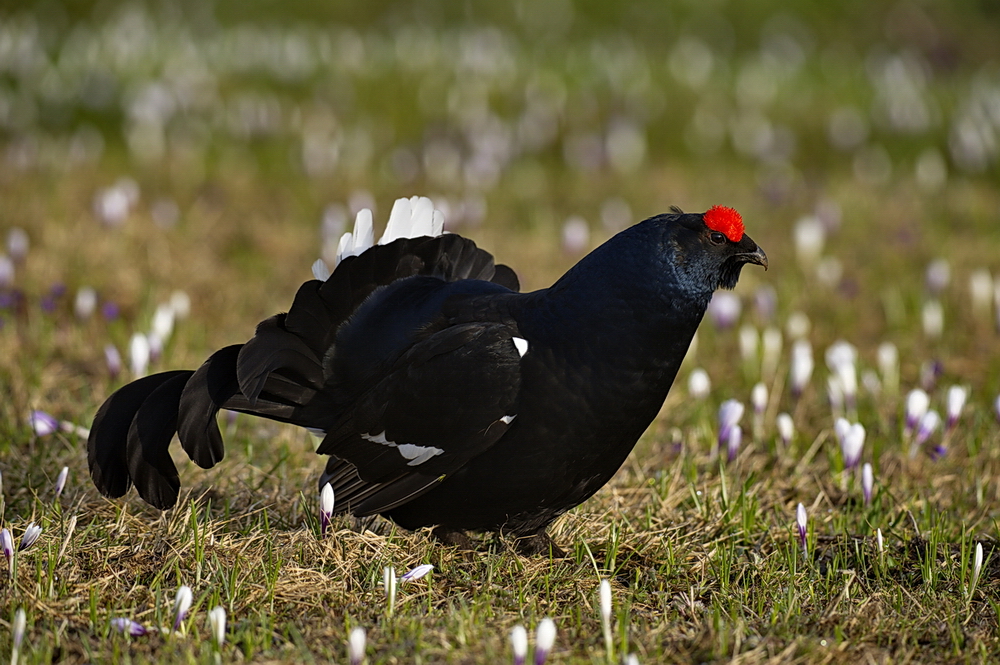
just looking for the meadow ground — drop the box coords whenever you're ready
[2,1,1000,662]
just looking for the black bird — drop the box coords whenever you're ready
[88,197,767,555]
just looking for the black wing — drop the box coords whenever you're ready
[316,319,525,515]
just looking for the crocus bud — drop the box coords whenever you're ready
[754,285,777,322]
[151,303,175,344]
[861,463,874,505]
[904,389,930,436]
[738,324,759,368]
[751,383,767,416]
[129,333,150,378]
[599,579,612,657]
[914,410,940,448]
[173,585,192,632]
[793,215,825,266]
[969,269,993,318]
[946,385,967,430]
[827,376,844,414]
[922,300,944,338]
[7,228,28,263]
[971,542,984,599]
[111,618,147,637]
[534,618,556,665]
[708,292,741,330]
[841,423,865,470]
[786,311,811,340]
[920,360,943,391]
[1,528,12,567]
[208,606,226,647]
[877,342,899,396]
[995,395,1000,423]
[104,344,122,379]
[348,626,366,665]
[825,340,857,408]
[761,327,783,379]
[717,400,744,451]
[776,413,793,447]
[74,287,97,319]
[12,608,26,658]
[796,503,807,553]
[727,425,742,463]
[834,417,851,448]
[687,369,710,399]
[561,216,590,255]
[19,523,41,551]
[876,528,884,554]
[925,258,950,294]
[400,563,434,583]
[511,625,528,665]
[319,483,335,537]
[790,340,813,398]
[54,466,69,499]
[29,410,59,437]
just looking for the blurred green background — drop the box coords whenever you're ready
[1,0,1000,383]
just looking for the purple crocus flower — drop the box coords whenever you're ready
[534,618,556,665]
[708,292,741,330]
[776,413,793,447]
[6,228,28,263]
[751,383,767,416]
[105,344,122,378]
[208,606,226,647]
[400,563,434,583]
[511,625,528,665]
[12,609,25,657]
[789,340,814,398]
[687,369,710,399]
[19,523,41,551]
[717,399,744,453]
[101,301,119,321]
[74,287,97,319]
[111,618,148,637]
[727,425,742,462]
[919,360,943,391]
[173,585,192,631]
[841,423,865,470]
[861,463,874,505]
[995,395,1000,423]
[754,285,777,321]
[348,627,366,665]
[29,410,59,437]
[54,466,69,499]
[796,503,808,553]
[904,389,929,437]
[946,385,967,431]
[1,528,12,566]
[914,410,941,448]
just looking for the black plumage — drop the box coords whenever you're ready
[88,200,766,554]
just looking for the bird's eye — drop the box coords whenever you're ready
[709,232,726,245]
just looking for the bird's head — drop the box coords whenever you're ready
[659,205,767,295]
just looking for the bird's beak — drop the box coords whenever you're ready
[739,246,768,270]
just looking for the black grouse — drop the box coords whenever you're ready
[88,197,767,555]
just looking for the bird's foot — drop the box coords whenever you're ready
[513,530,567,558]
[432,526,475,550]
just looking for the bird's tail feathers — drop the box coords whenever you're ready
[87,195,519,510]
